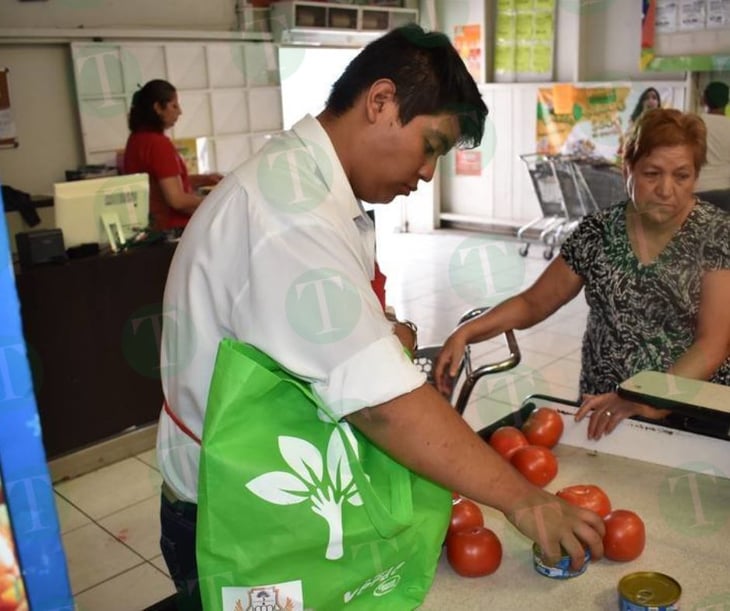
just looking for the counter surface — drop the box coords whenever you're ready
[422,444,730,610]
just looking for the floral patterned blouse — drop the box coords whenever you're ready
[561,200,730,395]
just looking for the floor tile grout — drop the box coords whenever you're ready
[73,560,148,596]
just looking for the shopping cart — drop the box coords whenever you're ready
[412,307,521,417]
[517,153,601,260]
[572,158,626,211]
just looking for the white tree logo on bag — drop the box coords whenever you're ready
[245,417,362,560]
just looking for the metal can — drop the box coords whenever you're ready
[532,543,590,579]
[618,572,681,611]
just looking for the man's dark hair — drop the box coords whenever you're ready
[128,79,177,132]
[325,24,487,149]
[704,81,729,111]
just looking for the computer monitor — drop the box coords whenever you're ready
[53,173,150,249]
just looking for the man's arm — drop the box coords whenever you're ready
[346,383,604,568]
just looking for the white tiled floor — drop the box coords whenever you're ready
[54,229,588,608]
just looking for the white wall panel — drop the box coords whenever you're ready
[173,91,212,138]
[122,45,167,91]
[250,133,274,155]
[211,90,249,134]
[441,85,541,225]
[214,135,252,174]
[71,41,283,172]
[207,44,247,88]
[166,44,208,90]
[74,45,125,97]
[248,87,282,132]
[245,43,280,87]
[78,98,130,152]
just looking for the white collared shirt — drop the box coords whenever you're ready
[157,115,426,502]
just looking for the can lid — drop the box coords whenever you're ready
[618,572,681,606]
[532,542,589,559]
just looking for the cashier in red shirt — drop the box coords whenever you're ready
[123,79,222,231]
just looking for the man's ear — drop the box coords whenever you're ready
[365,79,397,123]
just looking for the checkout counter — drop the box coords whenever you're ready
[13,236,175,460]
[5,173,173,463]
[420,375,730,609]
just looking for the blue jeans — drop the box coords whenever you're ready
[159,486,202,611]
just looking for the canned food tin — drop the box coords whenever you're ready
[532,543,590,579]
[618,572,681,611]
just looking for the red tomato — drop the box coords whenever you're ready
[510,445,558,487]
[446,526,503,577]
[556,484,612,518]
[603,509,645,562]
[488,426,529,459]
[447,497,484,537]
[521,407,564,448]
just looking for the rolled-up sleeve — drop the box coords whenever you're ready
[312,335,426,418]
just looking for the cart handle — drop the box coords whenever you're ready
[452,306,521,416]
[411,307,521,416]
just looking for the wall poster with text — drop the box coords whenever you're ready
[453,24,482,83]
[641,0,730,71]
[0,69,18,148]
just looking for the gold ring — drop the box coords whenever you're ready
[604,410,613,417]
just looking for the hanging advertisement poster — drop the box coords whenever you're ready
[494,0,555,82]
[455,149,482,176]
[536,83,678,161]
[537,84,631,159]
[0,69,18,148]
[453,24,482,83]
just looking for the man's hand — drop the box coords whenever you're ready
[507,489,605,569]
[393,320,417,355]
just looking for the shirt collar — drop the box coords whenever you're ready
[291,114,370,224]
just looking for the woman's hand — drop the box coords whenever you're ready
[206,172,224,185]
[575,392,669,440]
[433,330,468,397]
[190,173,224,189]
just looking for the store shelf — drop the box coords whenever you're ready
[270,1,418,45]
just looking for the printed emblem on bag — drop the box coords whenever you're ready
[222,580,303,611]
[247,586,287,611]
[245,418,363,560]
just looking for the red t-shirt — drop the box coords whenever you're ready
[123,130,193,231]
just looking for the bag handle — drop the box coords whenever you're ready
[223,340,414,538]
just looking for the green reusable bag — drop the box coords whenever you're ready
[197,339,451,611]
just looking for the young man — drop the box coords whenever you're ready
[158,24,605,609]
[695,81,730,212]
